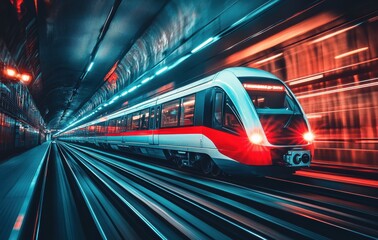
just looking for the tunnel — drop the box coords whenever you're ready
[0,0,377,239]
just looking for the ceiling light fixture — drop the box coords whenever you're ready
[191,37,214,53]
[155,66,168,75]
[87,62,94,71]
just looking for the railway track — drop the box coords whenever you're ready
[45,141,377,239]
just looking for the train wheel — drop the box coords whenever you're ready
[200,157,213,175]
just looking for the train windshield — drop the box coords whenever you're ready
[239,77,300,114]
[239,77,308,145]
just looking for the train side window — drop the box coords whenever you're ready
[115,117,123,132]
[223,96,243,133]
[180,94,195,126]
[149,107,155,129]
[213,92,223,128]
[108,119,116,134]
[161,99,180,128]
[140,108,149,130]
[121,116,127,132]
[126,114,132,131]
[131,112,140,130]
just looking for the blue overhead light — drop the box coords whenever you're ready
[104,103,109,107]
[191,37,214,53]
[98,107,102,110]
[141,76,153,84]
[155,66,168,75]
[169,54,191,70]
[230,0,280,28]
[121,90,128,96]
[128,85,138,93]
[87,62,94,72]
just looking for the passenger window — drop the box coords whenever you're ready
[223,96,243,133]
[108,119,116,133]
[149,108,155,129]
[126,114,132,131]
[115,117,123,132]
[213,92,223,127]
[120,116,127,132]
[140,109,149,130]
[180,95,195,126]
[161,99,180,128]
[131,112,140,130]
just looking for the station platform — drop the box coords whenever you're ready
[0,142,50,240]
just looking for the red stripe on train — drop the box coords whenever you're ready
[103,126,271,165]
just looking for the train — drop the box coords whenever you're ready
[58,67,314,176]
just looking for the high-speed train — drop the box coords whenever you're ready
[59,67,314,176]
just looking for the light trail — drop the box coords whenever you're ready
[295,171,378,188]
[296,77,378,99]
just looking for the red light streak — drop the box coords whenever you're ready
[356,140,378,144]
[306,106,377,118]
[10,0,24,14]
[288,74,323,86]
[295,171,378,188]
[334,47,368,59]
[254,53,283,65]
[225,13,334,65]
[310,24,360,43]
[316,147,378,153]
[13,215,24,230]
[287,58,378,85]
[296,77,378,99]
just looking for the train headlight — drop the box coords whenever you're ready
[249,133,263,144]
[303,132,314,142]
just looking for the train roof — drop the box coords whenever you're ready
[220,67,280,79]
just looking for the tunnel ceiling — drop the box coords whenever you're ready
[33,0,168,129]
[25,0,252,130]
[27,0,258,130]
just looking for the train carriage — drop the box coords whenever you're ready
[59,67,314,176]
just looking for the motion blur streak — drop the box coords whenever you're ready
[226,13,335,65]
[288,74,323,86]
[295,171,378,188]
[13,215,24,230]
[296,77,378,99]
[310,24,360,43]
[334,47,369,59]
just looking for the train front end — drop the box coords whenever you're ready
[240,75,314,171]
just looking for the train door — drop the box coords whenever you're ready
[148,106,160,145]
